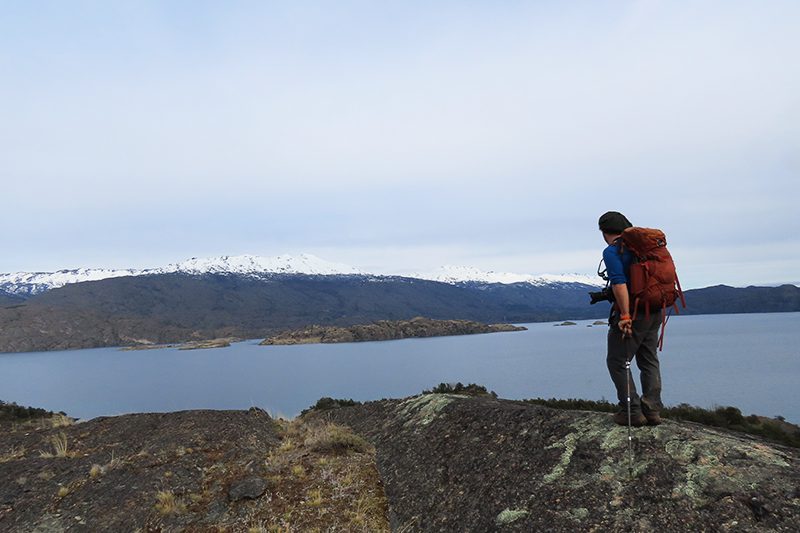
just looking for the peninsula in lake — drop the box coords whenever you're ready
[259,317,526,345]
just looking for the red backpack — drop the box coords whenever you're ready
[620,227,686,350]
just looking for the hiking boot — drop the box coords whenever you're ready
[644,411,662,426]
[613,411,647,427]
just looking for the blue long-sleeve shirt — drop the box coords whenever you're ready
[603,241,633,285]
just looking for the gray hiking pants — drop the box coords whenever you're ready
[607,311,663,415]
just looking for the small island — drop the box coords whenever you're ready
[260,317,526,345]
[120,337,239,351]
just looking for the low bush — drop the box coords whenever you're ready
[524,397,617,412]
[423,382,498,398]
[301,397,362,416]
[0,400,61,422]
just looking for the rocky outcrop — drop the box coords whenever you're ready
[314,393,800,532]
[0,409,388,532]
[3,395,798,532]
[260,317,527,345]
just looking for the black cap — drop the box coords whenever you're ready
[598,211,632,234]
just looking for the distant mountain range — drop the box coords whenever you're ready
[0,254,365,297]
[0,253,601,297]
[1,254,798,353]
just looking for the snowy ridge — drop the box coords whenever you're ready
[158,253,363,277]
[414,265,604,287]
[0,268,141,298]
[0,254,362,296]
[1,254,601,297]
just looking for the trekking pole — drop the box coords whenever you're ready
[625,357,634,479]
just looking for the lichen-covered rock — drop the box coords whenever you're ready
[319,393,800,532]
[4,395,798,532]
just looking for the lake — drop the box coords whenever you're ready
[1,312,798,423]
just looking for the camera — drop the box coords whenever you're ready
[589,287,614,305]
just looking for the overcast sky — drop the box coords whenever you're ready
[2,1,798,289]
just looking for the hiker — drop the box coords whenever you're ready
[598,211,663,427]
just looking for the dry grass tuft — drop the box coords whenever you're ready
[49,413,74,428]
[348,493,387,530]
[306,487,324,507]
[155,490,186,515]
[1,445,26,463]
[39,432,72,458]
[89,450,122,478]
[304,422,372,456]
[256,416,389,531]
[291,464,306,478]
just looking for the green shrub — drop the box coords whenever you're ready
[523,397,617,412]
[0,401,61,422]
[301,397,361,416]
[423,382,498,398]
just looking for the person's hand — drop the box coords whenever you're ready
[618,316,633,337]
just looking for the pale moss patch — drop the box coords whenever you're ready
[599,458,652,481]
[535,412,795,514]
[744,442,791,468]
[666,431,794,507]
[539,413,657,494]
[495,508,528,525]
[396,394,463,427]
[543,432,580,484]
[600,426,630,452]
[671,449,745,504]
[566,507,589,521]
[665,439,697,463]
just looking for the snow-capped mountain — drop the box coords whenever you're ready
[157,253,363,277]
[0,254,363,297]
[0,268,142,298]
[414,265,604,287]
[0,254,600,297]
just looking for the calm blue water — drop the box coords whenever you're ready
[1,313,798,423]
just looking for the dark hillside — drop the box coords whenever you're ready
[680,284,800,315]
[1,272,798,353]
[0,290,25,307]
[0,274,599,352]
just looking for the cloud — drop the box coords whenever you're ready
[0,1,798,286]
